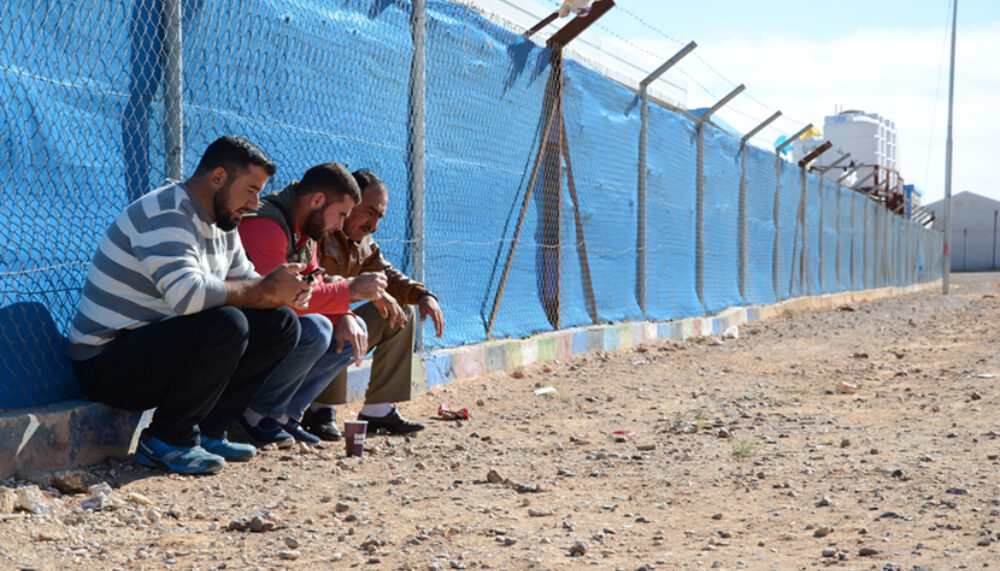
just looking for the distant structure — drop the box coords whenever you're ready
[925,191,1000,271]
[793,109,907,216]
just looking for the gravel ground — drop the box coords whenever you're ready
[2,273,1000,571]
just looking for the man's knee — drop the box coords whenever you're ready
[299,313,335,351]
[250,306,301,352]
[203,306,251,353]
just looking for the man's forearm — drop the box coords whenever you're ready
[225,278,267,308]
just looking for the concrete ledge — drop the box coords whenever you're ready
[0,279,942,478]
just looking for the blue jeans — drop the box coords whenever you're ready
[249,314,361,421]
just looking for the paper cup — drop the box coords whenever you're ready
[344,420,367,457]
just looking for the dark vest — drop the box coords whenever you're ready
[244,182,315,266]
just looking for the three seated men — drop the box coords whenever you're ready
[68,136,443,474]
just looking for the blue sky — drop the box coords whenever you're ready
[585,0,999,205]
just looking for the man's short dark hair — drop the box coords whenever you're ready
[352,168,388,195]
[296,162,361,204]
[193,135,276,178]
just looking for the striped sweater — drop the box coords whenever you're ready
[67,181,258,361]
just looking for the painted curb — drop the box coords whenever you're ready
[0,280,941,478]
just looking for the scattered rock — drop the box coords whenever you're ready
[486,470,503,484]
[945,487,969,495]
[528,508,552,517]
[816,496,832,507]
[0,488,15,514]
[569,541,587,556]
[821,548,837,557]
[51,470,98,494]
[813,526,832,538]
[278,550,299,560]
[15,486,52,514]
[285,536,300,548]
[859,546,880,556]
[229,512,286,533]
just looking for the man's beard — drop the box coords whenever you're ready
[212,182,241,232]
[302,206,328,241]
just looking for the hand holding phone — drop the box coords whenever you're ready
[304,267,325,284]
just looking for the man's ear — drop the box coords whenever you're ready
[210,166,228,188]
[310,191,326,210]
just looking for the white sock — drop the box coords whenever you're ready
[276,414,289,425]
[360,403,394,417]
[310,403,336,413]
[243,409,265,427]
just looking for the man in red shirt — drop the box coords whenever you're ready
[235,162,386,447]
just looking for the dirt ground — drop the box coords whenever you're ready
[3,273,1000,571]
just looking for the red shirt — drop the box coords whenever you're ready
[238,217,351,322]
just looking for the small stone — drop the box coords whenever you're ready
[528,508,552,517]
[128,492,153,506]
[486,470,503,484]
[821,548,837,557]
[0,487,15,514]
[858,546,880,556]
[52,470,98,494]
[335,502,351,513]
[945,487,970,495]
[285,536,300,548]
[636,443,657,451]
[717,428,732,439]
[278,550,299,560]
[146,507,161,523]
[476,399,485,406]
[918,455,934,462]
[813,526,832,538]
[816,496,832,507]
[711,513,723,520]
[569,541,588,556]
[15,486,52,514]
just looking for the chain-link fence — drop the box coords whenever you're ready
[1,0,942,411]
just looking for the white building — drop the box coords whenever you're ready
[793,109,898,190]
[925,191,1000,271]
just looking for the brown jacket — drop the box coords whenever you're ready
[318,230,433,305]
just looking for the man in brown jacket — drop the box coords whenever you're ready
[302,169,445,439]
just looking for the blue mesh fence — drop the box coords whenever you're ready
[1,0,943,410]
[700,125,743,313]
[804,173,822,296]
[819,179,840,293]
[644,105,699,321]
[744,145,778,306]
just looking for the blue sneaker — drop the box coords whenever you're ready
[134,435,225,474]
[236,416,295,449]
[200,435,256,462]
[282,418,321,444]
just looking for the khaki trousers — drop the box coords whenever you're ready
[314,302,415,405]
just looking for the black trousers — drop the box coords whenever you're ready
[72,306,299,447]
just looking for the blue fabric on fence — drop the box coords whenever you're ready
[424,1,555,345]
[644,105,701,320]
[744,146,777,305]
[700,125,743,312]
[804,174,822,295]
[775,160,800,299]
[561,61,643,325]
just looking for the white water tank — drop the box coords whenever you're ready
[792,109,897,186]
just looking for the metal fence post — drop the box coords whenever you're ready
[738,111,781,302]
[409,0,427,349]
[637,41,696,319]
[163,0,184,180]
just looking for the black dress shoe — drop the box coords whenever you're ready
[358,407,425,435]
[301,407,342,441]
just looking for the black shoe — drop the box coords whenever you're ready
[282,418,321,444]
[301,407,342,441]
[358,407,426,435]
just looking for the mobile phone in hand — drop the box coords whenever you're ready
[304,267,325,283]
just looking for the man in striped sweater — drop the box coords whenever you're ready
[67,136,309,475]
